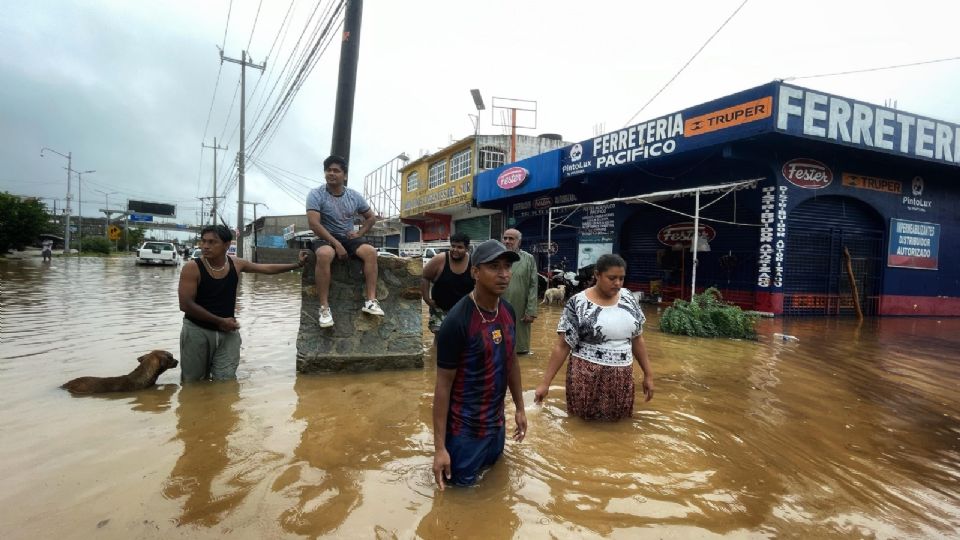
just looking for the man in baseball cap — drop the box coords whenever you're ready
[431,239,527,489]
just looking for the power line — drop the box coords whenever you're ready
[623,0,750,127]
[783,56,960,81]
[221,0,233,49]
[246,0,264,50]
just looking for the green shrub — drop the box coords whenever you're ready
[81,236,112,254]
[659,287,758,339]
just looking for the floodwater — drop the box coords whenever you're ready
[1,257,959,539]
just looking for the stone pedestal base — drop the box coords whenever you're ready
[297,253,424,373]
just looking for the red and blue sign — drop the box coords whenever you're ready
[496,166,529,190]
[887,218,939,270]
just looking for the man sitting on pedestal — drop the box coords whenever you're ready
[306,155,384,328]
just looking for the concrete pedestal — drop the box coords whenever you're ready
[297,254,424,373]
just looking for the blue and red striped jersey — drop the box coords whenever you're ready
[436,295,516,438]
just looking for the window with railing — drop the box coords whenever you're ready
[428,160,447,189]
[449,149,471,180]
[406,171,419,192]
[479,146,506,170]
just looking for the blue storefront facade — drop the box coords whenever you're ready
[476,82,960,316]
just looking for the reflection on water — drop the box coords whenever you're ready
[1,256,959,538]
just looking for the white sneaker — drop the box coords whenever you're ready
[318,306,334,327]
[361,299,384,316]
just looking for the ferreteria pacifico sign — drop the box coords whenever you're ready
[561,84,776,178]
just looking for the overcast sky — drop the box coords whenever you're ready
[2,0,958,239]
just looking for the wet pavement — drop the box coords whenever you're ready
[1,256,958,538]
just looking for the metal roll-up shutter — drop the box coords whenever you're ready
[784,195,884,316]
[622,212,665,290]
[454,215,490,244]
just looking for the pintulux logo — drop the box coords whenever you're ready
[782,158,833,189]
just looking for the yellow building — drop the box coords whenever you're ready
[400,134,566,251]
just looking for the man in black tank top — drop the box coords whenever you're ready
[421,233,474,333]
[177,225,308,383]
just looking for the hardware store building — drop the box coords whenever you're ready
[475,81,960,316]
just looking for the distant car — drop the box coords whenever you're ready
[136,242,180,266]
[191,248,202,259]
[376,248,399,258]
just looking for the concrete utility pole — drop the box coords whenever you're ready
[41,147,74,254]
[201,138,228,224]
[220,49,266,259]
[240,200,267,262]
[74,170,95,254]
[330,0,364,172]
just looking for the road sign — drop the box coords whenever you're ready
[108,225,121,241]
[129,214,153,222]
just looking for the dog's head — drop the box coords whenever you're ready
[138,350,179,370]
[557,285,566,294]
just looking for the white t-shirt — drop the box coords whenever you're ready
[557,288,645,367]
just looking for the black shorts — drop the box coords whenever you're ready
[312,236,369,257]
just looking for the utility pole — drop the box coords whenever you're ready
[74,170,95,255]
[330,0,364,173]
[220,49,266,258]
[41,147,74,254]
[201,138,228,224]
[240,200,267,262]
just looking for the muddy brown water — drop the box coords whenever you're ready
[1,257,958,539]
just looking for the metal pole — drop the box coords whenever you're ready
[510,108,517,163]
[547,207,553,279]
[690,189,700,301]
[330,0,364,168]
[64,152,72,254]
[237,50,246,258]
[77,172,82,255]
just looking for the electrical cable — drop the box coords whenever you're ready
[623,0,750,127]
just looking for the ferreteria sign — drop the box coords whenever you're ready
[561,83,776,178]
[561,81,960,181]
[776,84,960,167]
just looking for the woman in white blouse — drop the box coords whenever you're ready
[534,254,654,421]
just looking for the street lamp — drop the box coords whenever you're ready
[75,170,95,254]
[470,89,485,172]
[41,147,73,254]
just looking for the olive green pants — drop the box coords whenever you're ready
[179,318,242,383]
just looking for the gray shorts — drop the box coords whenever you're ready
[179,318,242,383]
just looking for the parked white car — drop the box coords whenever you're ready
[422,247,448,265]
[136,242,180,266]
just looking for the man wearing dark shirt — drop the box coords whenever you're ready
[432,239,528,489]
[421,232,474,333]
[178,225,307,383]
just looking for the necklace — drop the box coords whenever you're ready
[470,292,499,324]
[202,257,226,272]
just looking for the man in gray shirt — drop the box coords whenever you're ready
[306,155,384,327]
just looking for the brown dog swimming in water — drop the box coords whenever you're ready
[61,350,179,394]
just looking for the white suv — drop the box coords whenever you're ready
[137,242,179,266]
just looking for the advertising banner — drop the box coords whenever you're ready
[887,219,939,270]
